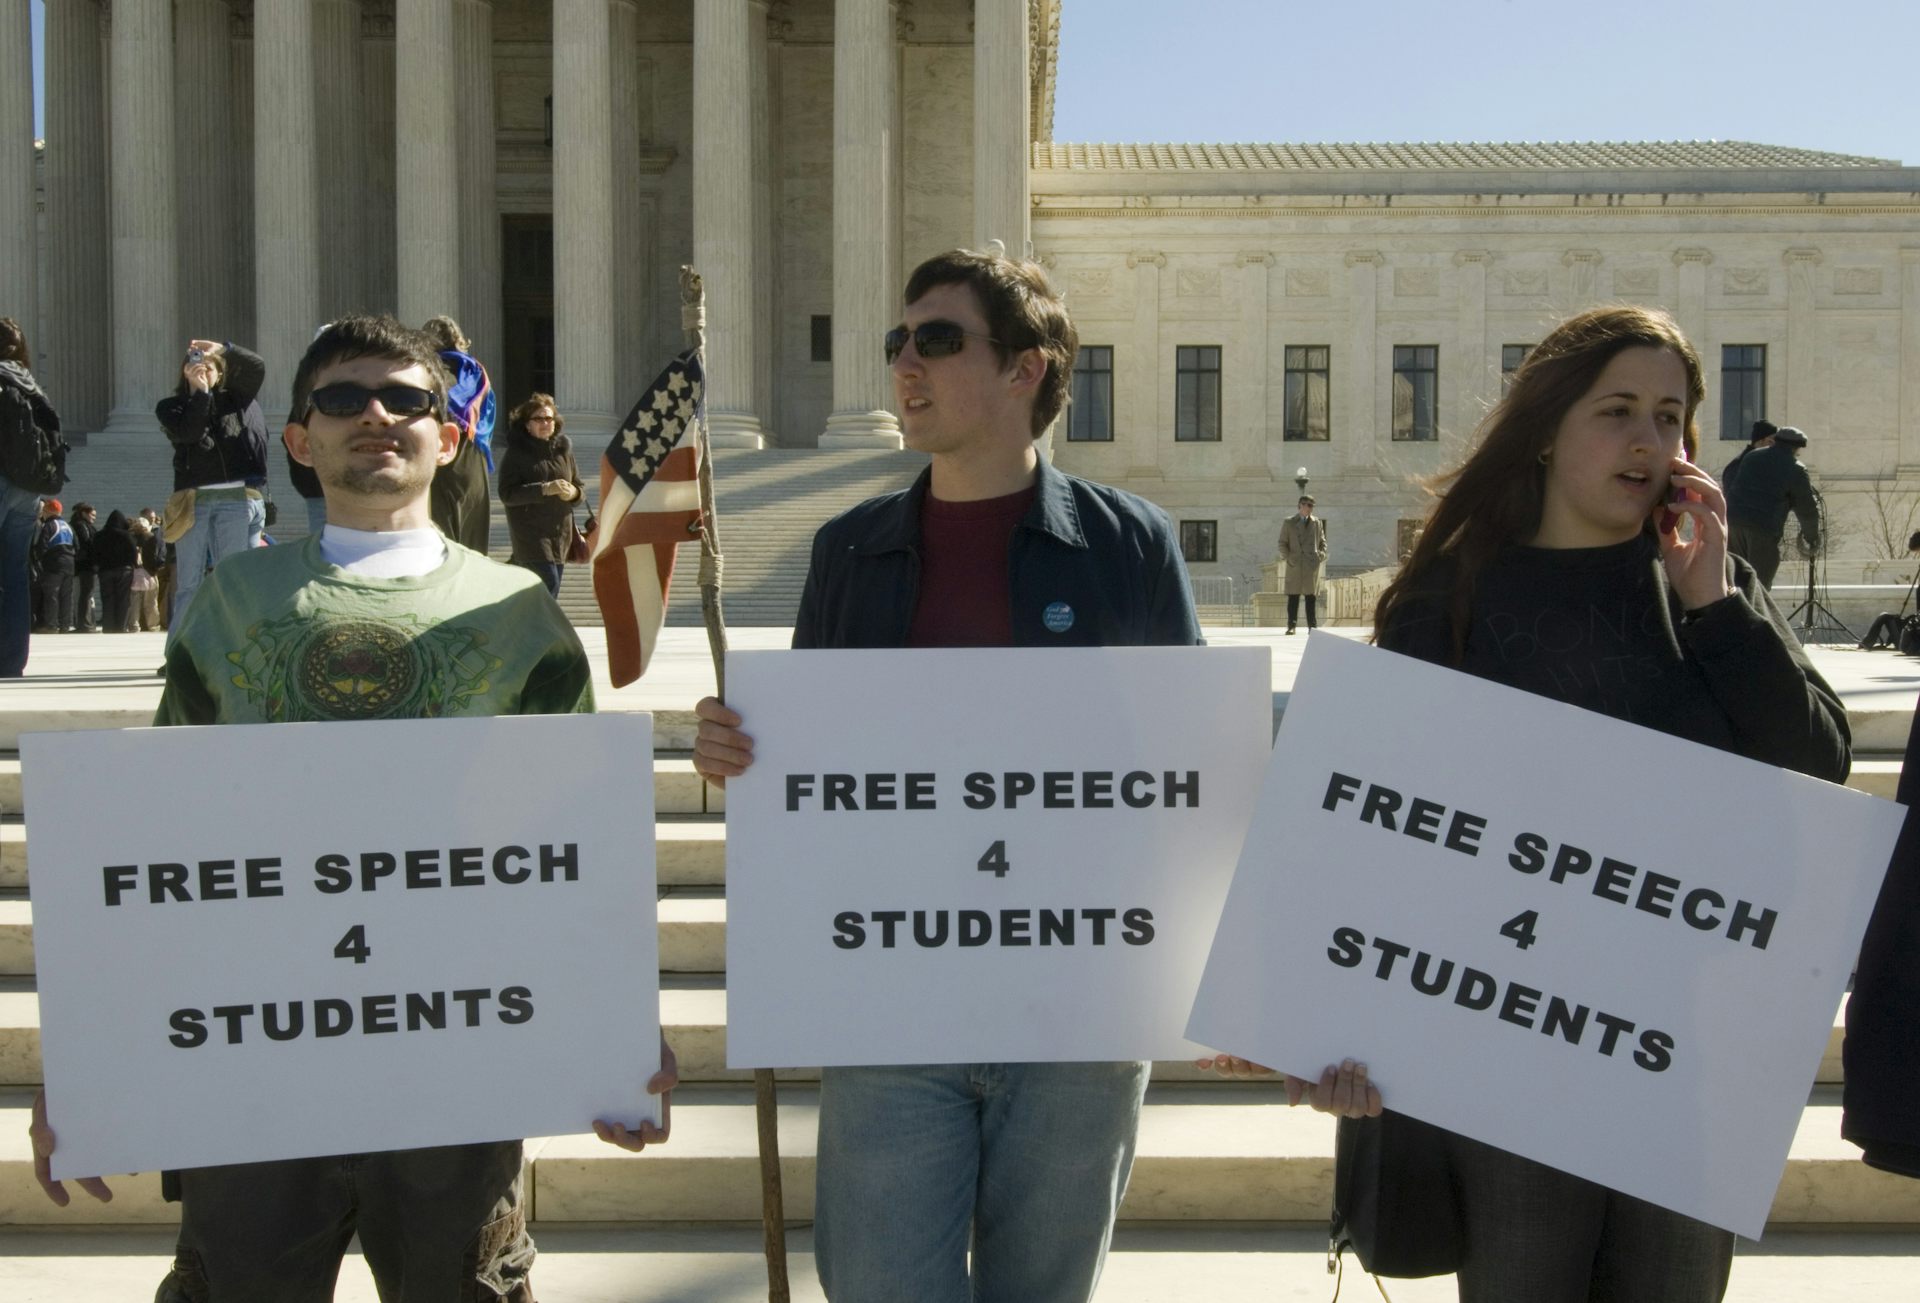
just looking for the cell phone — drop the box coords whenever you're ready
[1660,449,1691,534]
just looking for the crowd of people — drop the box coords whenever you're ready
[0,310,597,674]
[6,249,1916,1303]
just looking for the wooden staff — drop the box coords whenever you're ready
[681,265,791,1302]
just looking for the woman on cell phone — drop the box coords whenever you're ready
[1359,306,1849,1300]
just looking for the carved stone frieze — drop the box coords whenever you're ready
[1503,268,1548,296]
[1722,267,1769,295]
[1394,268,1438,297]
[1343,250,1383,268]
[1783,247,1824,266]
[1452,250,1491,266]
[1125,251,1166,270]
[1672,248,1714,266]
[1066,269,1113,297]
[1833,267,1884,295]
[1237,252,1274,267]
[1285,268,1330,297]
[1612,267,1660,296]
[1176,268,1221,298]
[1561,249,1602,266]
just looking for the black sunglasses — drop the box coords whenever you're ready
[883,320,1001,365]
[305,382,441,422]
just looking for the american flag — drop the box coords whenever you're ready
[588,350,705,687]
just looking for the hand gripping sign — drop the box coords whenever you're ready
[723,646,1272,1068]
[1186,634,1903,1237]
[25,714,662,1180]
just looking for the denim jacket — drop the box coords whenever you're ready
[793,457,1202,650]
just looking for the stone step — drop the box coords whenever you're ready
[0,814,720,894]
[0,755,717,820]
[1,1087,1912,1230]
[4,1223,1919,1303]
[1848,756,1901,799]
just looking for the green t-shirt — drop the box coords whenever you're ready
[156,536,594,725]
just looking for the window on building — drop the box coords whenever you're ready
[1721,345,1767,440]
[1180,520,1218,563]
[1501,344,1534,394]
[1397,518,1425,561]
[810,315,832,363]
[1392,346,1439,441]
[1283,345,1331,441]
[1068,346,1114,441]
[1175,346,1222,442]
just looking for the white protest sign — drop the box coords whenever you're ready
[724,646,1271,1067]
[23,714,661,1181]
[1186,633,1902,1237]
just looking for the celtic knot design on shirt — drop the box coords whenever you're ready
[225,614,505,721]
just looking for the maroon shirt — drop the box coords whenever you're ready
[906,486,1036,648]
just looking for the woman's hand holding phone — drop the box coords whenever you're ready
[1658,453,1734,611]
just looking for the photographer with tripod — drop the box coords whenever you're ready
[1725,424,1819,588]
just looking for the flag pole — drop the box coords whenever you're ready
[681,265,791,1302]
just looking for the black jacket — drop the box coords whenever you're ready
[94,511,139,570]
[496,430,584,564]
[794,457,1202,650]
[1843,703,1920,1179]
[155,345,270,492]
[1724,442,1819,546]
[71,514,97,575]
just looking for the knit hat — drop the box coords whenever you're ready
[1750,419,1777,443]
[43,498,61,515]
[1773,426,1808,447]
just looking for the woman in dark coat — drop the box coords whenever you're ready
[495,393,585,598]
[92,511,140,632]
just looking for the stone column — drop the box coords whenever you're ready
[750,0,775,440]
[1232,254,1273,479]
[1561,248,1602,315]
[173,0,239,345]
[610,0,647,401]
[1784,247,1822,428]
[396,0,459,326]
[697,0,769,446]
[254,0,322,428]
[553,0,617,436]
[1900,249,1920,473]
[103,0,182,437]
[454,0,500,364]
[972,0,1028,255]
[819,0,895,448]
[1124,250,1164,478]
[314,0,368,320]
[0,2,36,350]
[1666,249,1712,364]
[42,0,111,430]
[230,7,258,346]
[1453,250,1491,443]
[362,5,398,313]
[1343,252,1383,472]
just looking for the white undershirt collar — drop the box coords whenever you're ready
[317,524,448,578]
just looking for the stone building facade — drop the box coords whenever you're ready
[8,1,1919,587]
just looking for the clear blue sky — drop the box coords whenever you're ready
[31,0,1920,167]
[1054,0,1919,165]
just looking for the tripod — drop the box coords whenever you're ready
[1783,488,1856,644]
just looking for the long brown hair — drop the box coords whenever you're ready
[0,317,27,367]
[1373,305,1706,660]
[508,393,564,440]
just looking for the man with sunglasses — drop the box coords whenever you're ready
[33,315,676,1301]
[695,249,1200,1301]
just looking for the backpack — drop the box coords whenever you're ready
[0,385,71,495]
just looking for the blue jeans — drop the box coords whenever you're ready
[815,1060,1150,1303]
[514,559,563,597]
[167,492,265,645]
[0,476,39,675]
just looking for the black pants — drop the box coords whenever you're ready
[36,568,71,629]
[98,566,133,631]
[156,1141,533,1303]
[1286,593,1317,629]
[73,570,98,628]
[1727,520,1780,589]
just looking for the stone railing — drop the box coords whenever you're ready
[1252,562,1398,626]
